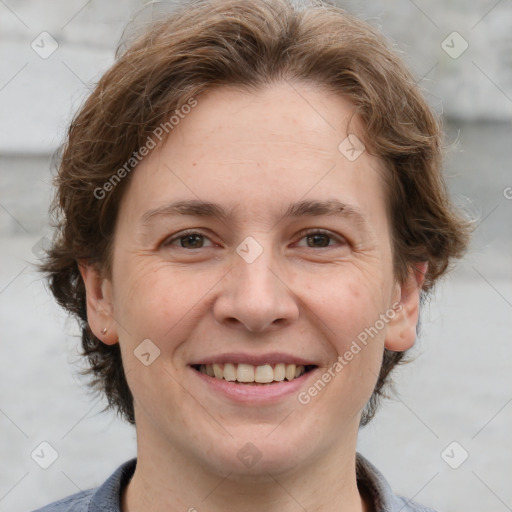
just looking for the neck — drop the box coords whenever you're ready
[122,426,371,512]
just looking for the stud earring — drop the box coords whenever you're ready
[101,327,108,334]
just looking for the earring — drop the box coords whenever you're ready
[101,327,108,334]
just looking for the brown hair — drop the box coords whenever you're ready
[42,0,471,426]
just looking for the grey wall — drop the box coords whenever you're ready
[1,0,511,154]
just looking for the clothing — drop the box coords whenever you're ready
[32,453,437,511]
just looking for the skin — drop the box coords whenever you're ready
[80,80,425,512]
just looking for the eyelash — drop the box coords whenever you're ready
[162,228,346,250]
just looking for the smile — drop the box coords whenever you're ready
[191,363,317,384]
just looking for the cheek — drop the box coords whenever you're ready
[302,268,394,390]
[306,269,391,346]
[110,257,220,347]
[299,275,390,418]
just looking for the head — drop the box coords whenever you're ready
[43,0,470,475]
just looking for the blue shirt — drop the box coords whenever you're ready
[31,453,438,511]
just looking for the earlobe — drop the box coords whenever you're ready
[384,262,427,352]
[78,261,118,345]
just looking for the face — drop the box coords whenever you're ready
[82,81,422,477]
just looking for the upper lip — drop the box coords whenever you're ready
[189,352,318,366]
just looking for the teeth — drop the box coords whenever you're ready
[223,363,236,381]
[237,363,254,382]
[254,364,274,383]
[196,362,309,383]
[274,363,285,381]
[285,364,296,381]
[212,363,223,379]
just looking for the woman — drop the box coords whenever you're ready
[37,0,470,510]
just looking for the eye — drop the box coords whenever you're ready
[162,230,215,249]
[295,229,346,248]
[161,229,345,250]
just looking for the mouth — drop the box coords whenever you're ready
[190,363,318,385]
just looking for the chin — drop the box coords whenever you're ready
[213,449,307,481]
[193,427,319,480]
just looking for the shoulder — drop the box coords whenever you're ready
[392,495,439,512]
[30,489,95,512]
[356,453,439,512]
[30,459,137,512]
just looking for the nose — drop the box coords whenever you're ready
[212,244,300,333]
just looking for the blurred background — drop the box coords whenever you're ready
[0,1,511,511]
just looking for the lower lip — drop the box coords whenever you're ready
[189,367,318,404]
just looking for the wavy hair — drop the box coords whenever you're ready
[42,0,471,426]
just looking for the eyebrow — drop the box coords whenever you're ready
[140,199,367,226]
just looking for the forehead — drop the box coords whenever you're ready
[119,81,388,229]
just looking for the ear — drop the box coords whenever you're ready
[384,262,427,352]
[78,261,118,345]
